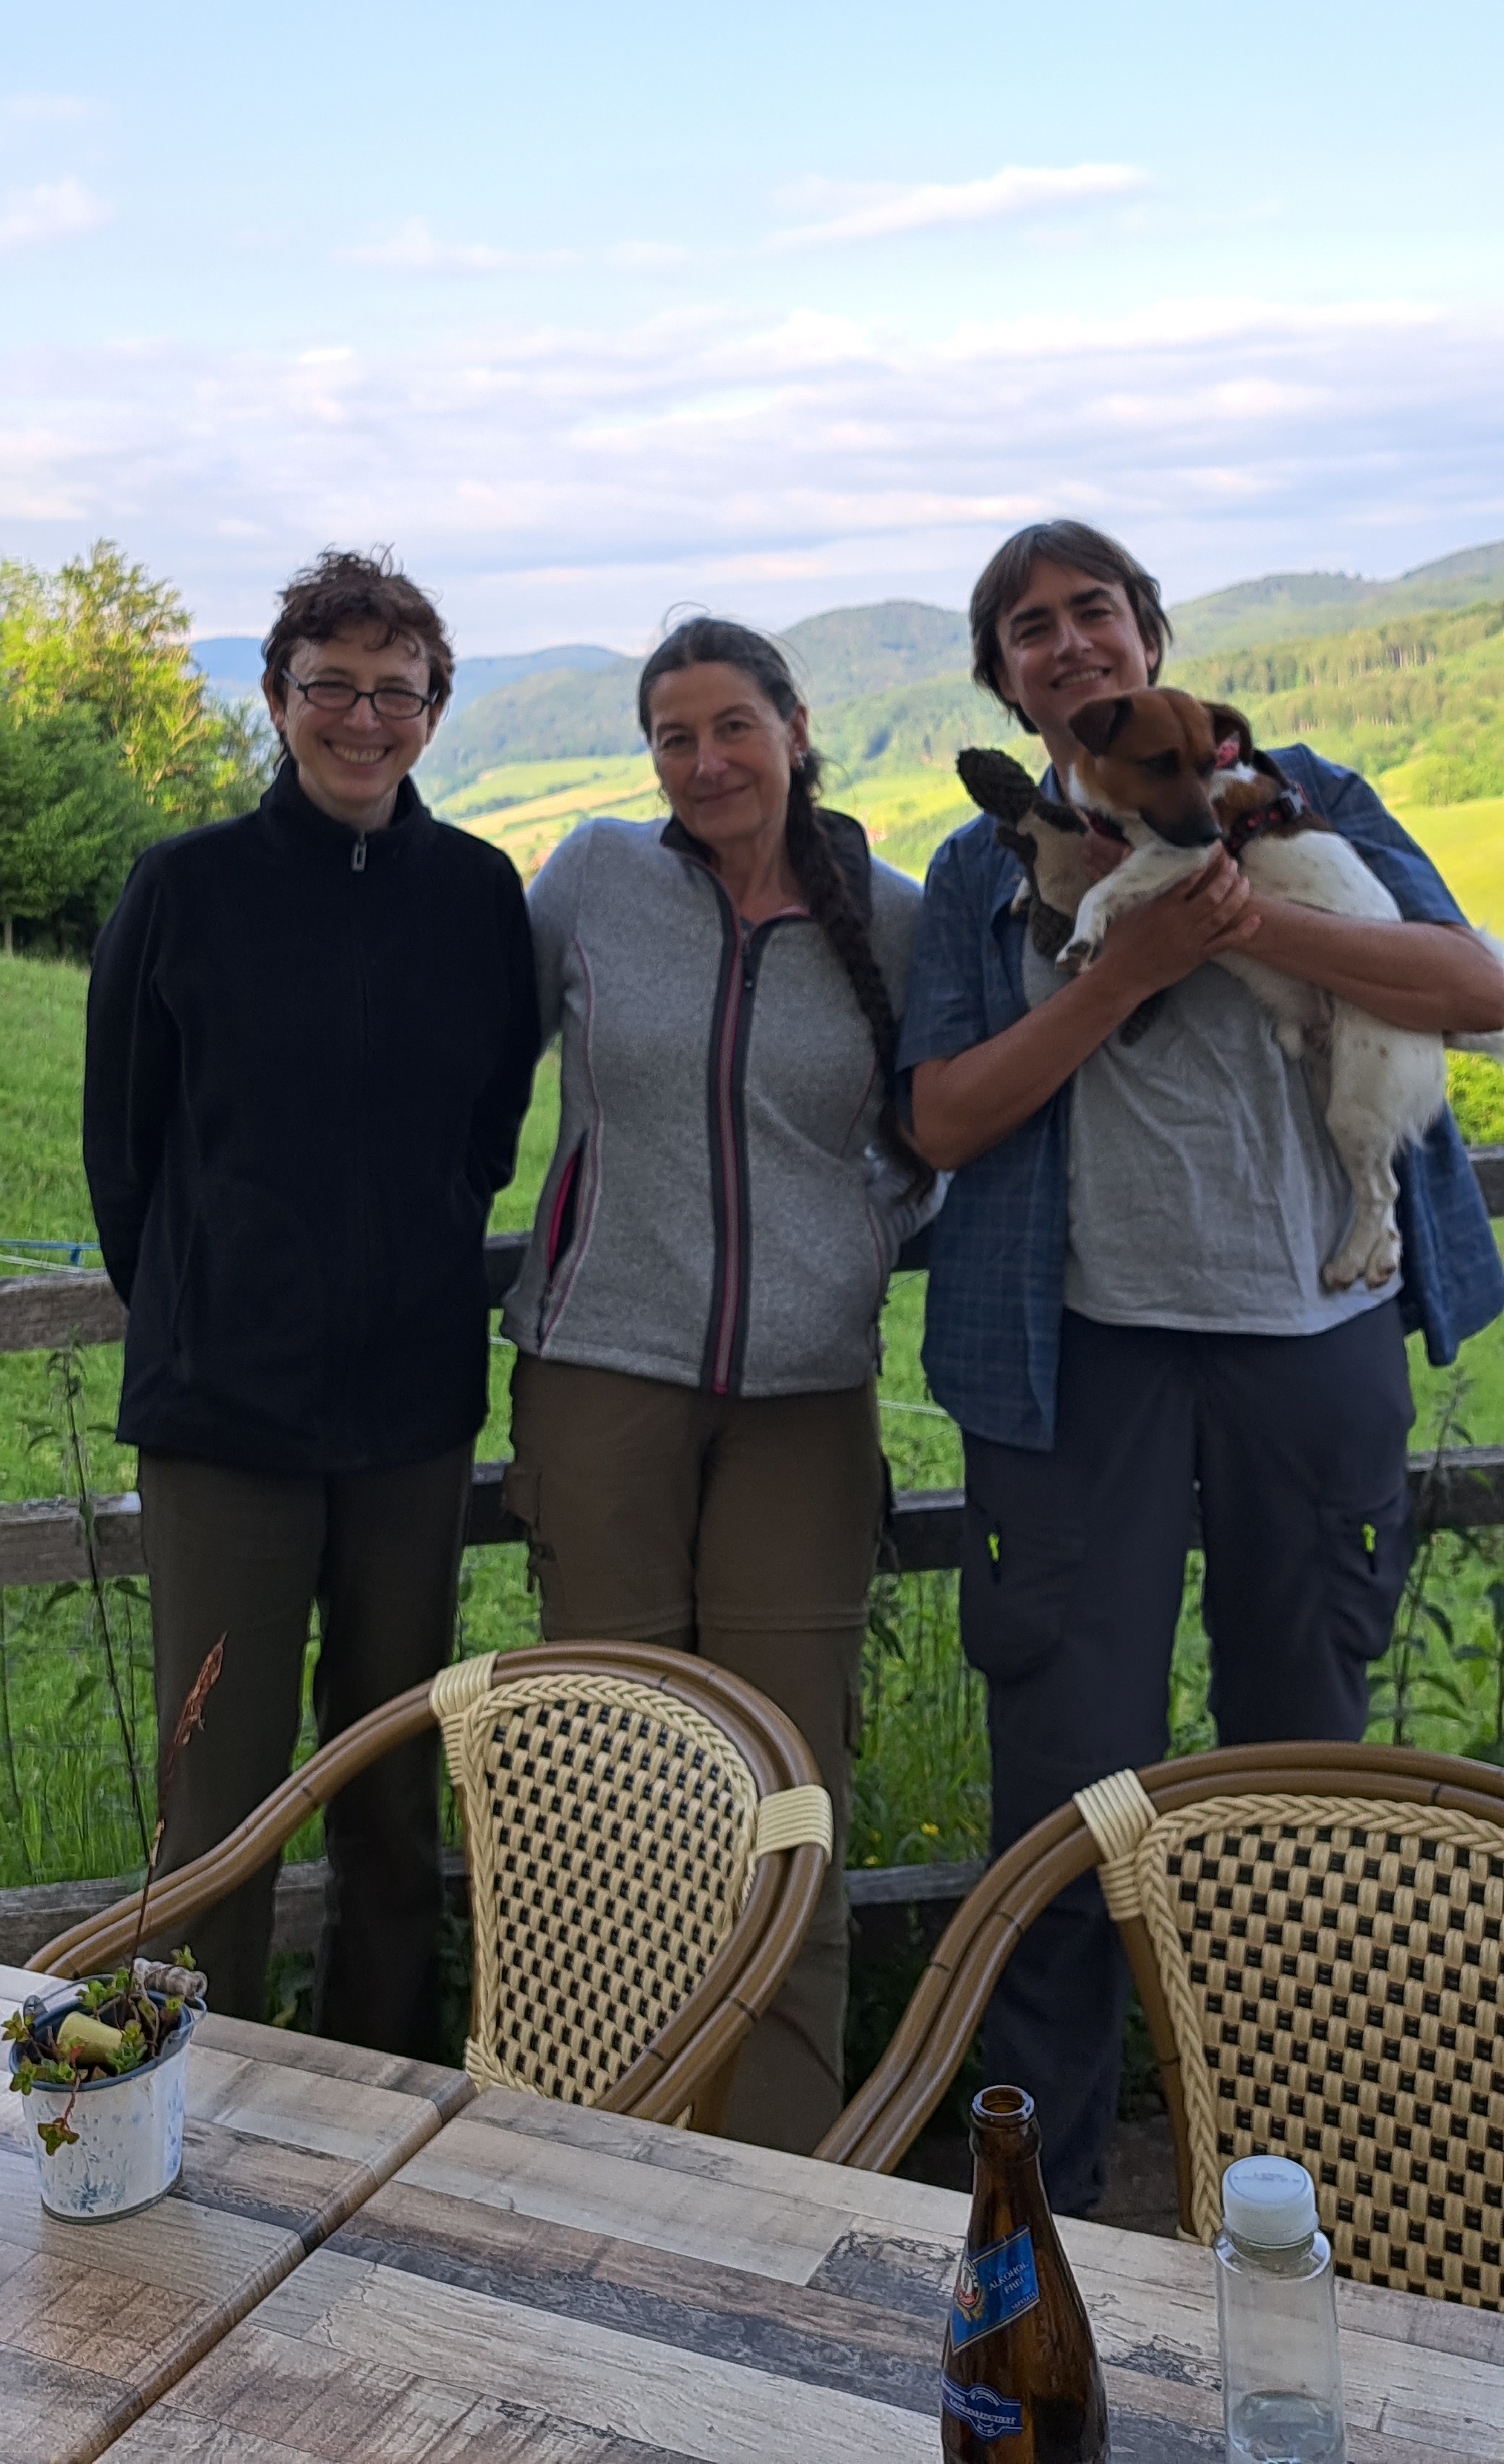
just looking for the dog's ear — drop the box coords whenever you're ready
[1202,702,1254,765]
[1068,695,1132,756]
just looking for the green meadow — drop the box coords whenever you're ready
[1393,796,1504,931]
[1,943,1502,1897]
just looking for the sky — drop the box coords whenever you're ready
[2,0,1502,653]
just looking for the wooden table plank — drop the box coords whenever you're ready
[121,2084,1501,2464]
[1,1998,472,2464]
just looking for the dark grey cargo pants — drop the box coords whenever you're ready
[962,1302,1414,2215]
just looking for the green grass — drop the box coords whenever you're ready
[2,905,1503,1894]
[1390,796,1504,932]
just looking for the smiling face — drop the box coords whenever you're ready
[646,660,809,860]
[991,560,1156,760]
[265,625,440,829]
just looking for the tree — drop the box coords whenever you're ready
[0,540,272,830]
[0,700,153,954]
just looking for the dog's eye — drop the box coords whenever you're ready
[1140,750,1180,778]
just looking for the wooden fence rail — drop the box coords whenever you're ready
[2,1147,1502,1591]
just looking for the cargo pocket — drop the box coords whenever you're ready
[959,1497,1085,1685]
[500,1460,555,1600]
[1316,1487,1414,1666]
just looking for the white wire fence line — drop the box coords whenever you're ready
[0,1237,103,1274]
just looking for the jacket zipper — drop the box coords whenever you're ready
[705,902,798,1395]
[706,926,750,1393]
[351,839,372,1440]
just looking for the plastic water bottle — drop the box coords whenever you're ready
[1215,2155,1346,2463]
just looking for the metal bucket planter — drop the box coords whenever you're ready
[8,1987,203,2222]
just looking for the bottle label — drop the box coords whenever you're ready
[948,2225,1040,2349]
[941,2374,1024,2437]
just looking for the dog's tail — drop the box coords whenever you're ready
[1443,927,1504,1060]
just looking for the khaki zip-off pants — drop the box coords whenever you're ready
[505,1353,886,2155]
[138,1443,473,2056]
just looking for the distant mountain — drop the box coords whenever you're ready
[778,600,971,703]
[421,600,972,795]
[202,542,1504,796]
[422,660,641,792]
[1165,542,1504,660]
[443,645,621,718]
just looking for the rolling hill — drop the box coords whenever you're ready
[1165,541,1504,659]
[187,541,1504,929]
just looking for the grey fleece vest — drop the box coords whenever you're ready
[503,816,925,1396]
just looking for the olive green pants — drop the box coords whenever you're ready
[138,1444,472,2056]
[504,1353,885,2154]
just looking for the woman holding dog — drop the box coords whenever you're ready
[900,518,1504,2214]
[500,617,932,2154]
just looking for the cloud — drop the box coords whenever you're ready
[0,179,111,250]
[0,290,1499,641]
[341,218,578,273]
[608,241,692,269]
[766,163,1147,249]
[2,94,90,123]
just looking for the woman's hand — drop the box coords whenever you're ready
[912,851,1260,1171]
[1090,847,1260,1001]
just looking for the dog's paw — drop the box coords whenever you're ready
[1059,931,1098,970]
[1323,1220,1401,1292]
[1362,1227,1403,1287]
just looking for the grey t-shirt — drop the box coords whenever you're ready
[1021,941,1396,1334]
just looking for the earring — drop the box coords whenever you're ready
[792,751,806,771]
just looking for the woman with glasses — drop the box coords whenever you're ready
[84,549,539,2057]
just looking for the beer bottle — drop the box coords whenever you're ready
[940,2084,1111,2461]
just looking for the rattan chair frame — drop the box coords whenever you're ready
[817,1740,1504,2298]
[31,1642,831,2131]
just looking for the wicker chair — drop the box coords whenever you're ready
[817,1740,1504,2310]
[30,1641,834,2133]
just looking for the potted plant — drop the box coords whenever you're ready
[5,1955,205,2219]
[4,1640,222,2221]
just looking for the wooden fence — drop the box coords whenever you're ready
[2,1145,1503,1591]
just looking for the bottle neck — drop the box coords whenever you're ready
[967,2088,1054,2231]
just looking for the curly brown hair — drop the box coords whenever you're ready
[260,547,454,719]
[970,520,1171,730]
[638,617,930,1195]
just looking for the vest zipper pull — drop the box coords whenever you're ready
[351,834,367,873]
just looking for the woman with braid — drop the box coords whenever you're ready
[502,617,932,2150]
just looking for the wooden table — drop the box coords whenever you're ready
[0,1966,473,2464]
[107,2080,1504,2463]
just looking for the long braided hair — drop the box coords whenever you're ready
[638,617,930,1195]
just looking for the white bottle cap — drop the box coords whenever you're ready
[1222,2155,1318,2246]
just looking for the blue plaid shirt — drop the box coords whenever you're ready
[897,745,1504,1447]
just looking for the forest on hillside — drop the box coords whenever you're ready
[0,544,271,954]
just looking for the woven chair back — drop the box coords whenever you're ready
[1091,1781,1504,2309]
[432,1659,764,2105]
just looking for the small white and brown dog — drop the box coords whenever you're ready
[958,693,1504,1294]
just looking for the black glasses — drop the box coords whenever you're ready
[281,670,436,721]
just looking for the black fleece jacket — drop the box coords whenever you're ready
[83,763,539,1473]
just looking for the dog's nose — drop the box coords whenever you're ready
[1152,802,1221,849]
